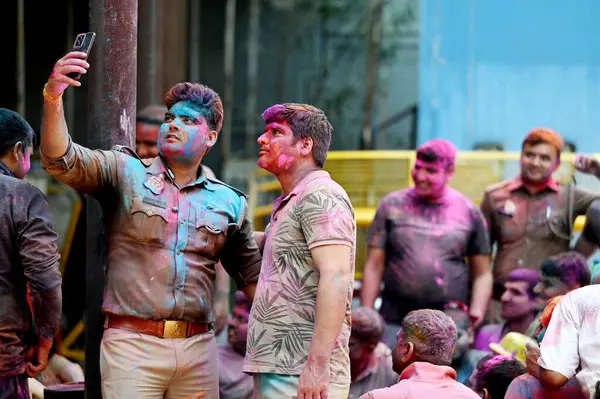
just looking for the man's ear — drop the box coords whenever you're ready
[401,342,414,363]
[299,137,313,157]
[12,142,23,161]
[206,131,218,148]
[482,387,490,399]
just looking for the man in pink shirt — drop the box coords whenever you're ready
[359,309,480,399]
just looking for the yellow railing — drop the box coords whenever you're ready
[248,151,598,277]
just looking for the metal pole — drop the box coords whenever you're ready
[86,0,137,397]
[222,0,236,169]
[137,0,158,108]
[189,0,202,82]
[16,0,25,116]
[245,0,261,156]
[360,0,384,150]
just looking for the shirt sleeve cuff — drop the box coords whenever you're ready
[538,356,575,380]
[308,238,353,250]
[40,136,75,174]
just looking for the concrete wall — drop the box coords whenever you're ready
[419,0,600,151]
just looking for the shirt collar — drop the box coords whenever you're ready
[510,176,560,192]
[272,170,330,213]
[399,362,457,383]
[145,156,215,191]
[0,160,15,177]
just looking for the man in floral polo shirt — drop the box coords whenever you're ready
[244,103,356,398]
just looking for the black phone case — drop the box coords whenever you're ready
[68,32,96,80]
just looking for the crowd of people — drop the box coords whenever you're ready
[1,48,600,399]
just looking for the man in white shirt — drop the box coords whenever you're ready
[525,285,600,398]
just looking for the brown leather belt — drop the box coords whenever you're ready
[106,314,213,339]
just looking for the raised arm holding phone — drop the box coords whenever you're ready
[40,38,262,398]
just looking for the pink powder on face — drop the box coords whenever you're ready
[277,154,295,170]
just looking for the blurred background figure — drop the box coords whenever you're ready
[218,291,253,399]
[527,252,590,337]
[472,355,526,399]
[135,105,165,159]
[474,269,539,351]
[349,307,398,399]
[443,301,488,386]
[505,295,586,399]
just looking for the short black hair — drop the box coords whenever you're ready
[540,252,590,288]
[476,356,526,399]
[0,108,36,157]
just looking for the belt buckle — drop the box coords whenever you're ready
[163,320,187,339]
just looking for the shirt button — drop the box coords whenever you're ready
[518,259,523,265]
[176,250,181,256]
[180,220,184,225]
[176,283,183,290]
[172,206,179,212]
[207,205,214,210]
[146,210,153,216]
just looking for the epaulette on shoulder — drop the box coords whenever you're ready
[485,179,514,194]
[111,145,147,165]
[206,177,248,199]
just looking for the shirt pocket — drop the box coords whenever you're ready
[129,195,169,244]
[187,204,229,259]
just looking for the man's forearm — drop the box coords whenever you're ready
[41,97,69,158]
[307,269,351,364]
[360,263,383,308]
[470,270,493,317]
[29,286,62,339]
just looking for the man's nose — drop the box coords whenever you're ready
[530,156,542,166]
[257,133,268,145]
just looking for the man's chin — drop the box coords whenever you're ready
[257,158,273,172]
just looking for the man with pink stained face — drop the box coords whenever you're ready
[244,104,356,399]
[361,139,493,348]
[39,52,262,398]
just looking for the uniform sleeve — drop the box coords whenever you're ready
[367,197,389,249]
[16,186,62,339]
[41,135,120,194]
[581,199,600,245]
[573,187,600,216]
[296,184,355,250]
[219,195,262,289]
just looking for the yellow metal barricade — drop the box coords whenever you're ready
[249,151,596,279]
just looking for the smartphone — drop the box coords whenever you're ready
[67,32,96,80]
